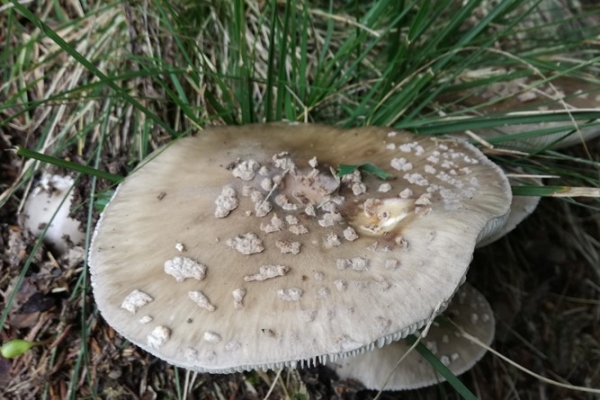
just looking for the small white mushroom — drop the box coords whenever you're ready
[22,173,84,255]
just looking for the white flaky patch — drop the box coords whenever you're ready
[226,232,265,255]
[214,186,238,218]
[318,212,342,227]
[351,182,367,196]
[390,157,413,171]
[385,259,400,270]
[336,257,369,271]
[274,194,297,210]
[343,227,359,241]
[260,214,284,233]
[378,183,392,193]
[232,159,259,181]
[276,288,304,301]
[254,200,273,218]
[261,178,273,191]
[286,215,299,225]
[147,326,170,349]
[232,288,246,309]
[273,152,296,171]
[164,257,207,282]
[404,172,429,186]
[399,188,413,198]
[244,265,290,282]
[203,332,222,343]
[139,315,153,324]
[121,290,154,313]
[333,279,347,291]
[324,233,341,248]
[275,240,301,254]
[289,224,308,235]
[188,290,216,311]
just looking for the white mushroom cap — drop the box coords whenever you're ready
[22,173,84,255]
[328,283,495,390]
[449,77,600,150]
[89,123,510,372]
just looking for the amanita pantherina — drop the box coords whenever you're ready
[89,123,511,372]
[328,283,495,390]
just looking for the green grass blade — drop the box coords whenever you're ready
[406,335,478,400]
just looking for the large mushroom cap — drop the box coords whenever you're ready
[328,283,495,391]
[89,123,510,372]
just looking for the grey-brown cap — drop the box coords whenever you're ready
[89,123,510,372]
[328,283,495,390]
[447,76,600,150]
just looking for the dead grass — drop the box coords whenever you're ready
[1,1,599,399]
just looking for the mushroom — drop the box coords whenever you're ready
[447,76,600,150]
[476,174,541,248]
[22,173,84,255]
[328,283,494,391]
[89,123,511,372]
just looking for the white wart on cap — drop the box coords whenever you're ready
[89,123,510,372]
[328,284,495,391]
[449,76,600,150]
